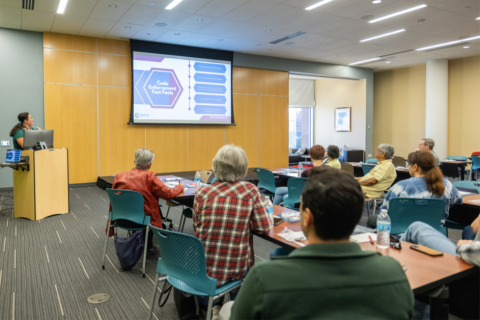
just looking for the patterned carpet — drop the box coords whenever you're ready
[0,186,463,320]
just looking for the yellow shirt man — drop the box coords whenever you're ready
[360,159,396,198]
[326,158,341,169]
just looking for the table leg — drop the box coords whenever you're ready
[460,164,465,181]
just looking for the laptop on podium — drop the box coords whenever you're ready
[4,149,21,164]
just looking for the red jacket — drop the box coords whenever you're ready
[107,168,184,232]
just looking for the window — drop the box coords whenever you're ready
[289,107,313,149]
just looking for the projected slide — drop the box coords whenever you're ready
[132,52,232,125]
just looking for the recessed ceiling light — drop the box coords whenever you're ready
[416,40,463,51]
[218,39,224,41]
[305,0,334,10]
[124,26,131,29]
[361,15,375,20]
[166,0,183,10]
[463,46,470,49]
[265,29,273,32]
[149,2,155,5]
[463,35,480,41]
[57,0,69,13]
[109,4,117,8]
[477,17,480,20]
[174,33,181,35]
[369,4,427,23]
[349,57,381,65]
[155,23,168,27]
[360,29,405,42]
[372,0,381,3]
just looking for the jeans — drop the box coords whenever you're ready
[462,225,476,240]
[400,221,456,255]
[273,187,288,206]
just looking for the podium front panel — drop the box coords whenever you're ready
[13,150,35,220]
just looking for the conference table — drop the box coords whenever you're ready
[255,206,479,319]
[440,160,473,181]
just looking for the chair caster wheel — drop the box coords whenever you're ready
[143,274,146,278]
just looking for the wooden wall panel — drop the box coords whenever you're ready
[99,87,145,176]
[448,56,480,157]
[44,84,98,183]
[98,39,130,55]
[259,96,288,168]
[188,126,225,171]
[146,126,188,173]
[259,69,289,96]
[98,54,132,87]
[226,95,258,167]
[44,49,97,85]
[233,67,258,94]
[44,32,97,52]
[373,65,426,157]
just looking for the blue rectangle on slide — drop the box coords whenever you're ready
[194,83,226,94]
[194,94,227,104]
[194,105,227,115]
[194,62,226,74]
[194,73,226,84]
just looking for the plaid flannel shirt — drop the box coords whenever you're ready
[193,180,271,287]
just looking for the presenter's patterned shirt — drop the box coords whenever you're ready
[193,180,271,287]
[380,177,463,219]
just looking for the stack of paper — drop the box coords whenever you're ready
[350,233,377,243]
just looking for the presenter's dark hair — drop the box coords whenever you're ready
[327,145,340,159]
[10,112,30,137]
[408,151,444,197]
[301,166,364,240]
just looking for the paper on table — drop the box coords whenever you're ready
[469,200,480,204]
[350,233,377,243]
[165,177,180,181]
[459,191,475,196]
[277,228,306,242]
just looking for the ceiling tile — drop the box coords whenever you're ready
[33,0,59,13]
[131,25,169,41]
[0,0,21,8]
[64,0,98,17]
[194,0,249,18]
[283,0,363,13]
[198,36,257,51]
[135,0,212,14]
[222,1,277,22]
[0,6,21,28]
[155,29,193,43]
[173,14,217,32]
[246,5,300,27]
[120,4,163,25]
[374,6,458,28]
[89,0,133,22]
[106,22,144,38]
[196,18,241,35]
[177,33,214,46]
[79,18,116,37]
[218,22,284,41]
[147,10,191,28]
[330,0,400,19]
[51,14,88,35]
[21,10,55,32]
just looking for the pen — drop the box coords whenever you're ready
[369,235,374,244]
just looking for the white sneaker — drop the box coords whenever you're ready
[212,305,221,320]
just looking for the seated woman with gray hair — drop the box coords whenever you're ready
[107,148,185,255]
[192,144,271,315]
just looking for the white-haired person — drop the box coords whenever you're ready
[106,148,185,255]
[192,144,272,319]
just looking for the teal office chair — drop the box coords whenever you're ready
[388,198,447,236]
[178,207,193,233]
[282,178,308,210]
[470,155,480,181]
[361,164,376,175]
[253,168,277,196]
[365,158,378,164]
[102,189,151,278]
[446,156,468,161]
[147,227,242,320]
[453,181,480,194]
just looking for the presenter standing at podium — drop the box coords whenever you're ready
[9,112,42,150]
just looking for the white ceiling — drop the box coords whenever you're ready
[1,0,479,71]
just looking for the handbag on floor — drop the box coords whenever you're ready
[114,230,144,271]
[157,283,199,320]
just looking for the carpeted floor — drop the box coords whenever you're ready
[0,186,463,320]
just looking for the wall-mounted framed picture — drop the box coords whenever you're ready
[334,107,351,132]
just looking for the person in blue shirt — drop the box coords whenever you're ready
[367,150,463,228]
[9,112,42,150]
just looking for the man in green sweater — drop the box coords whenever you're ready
[230,166,414,320]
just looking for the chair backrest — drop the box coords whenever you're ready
[471,155,480,170]
[283,178,308,207]
[361,163,376,175]
[365,158,378,164]
[392,156,406,167]
[340,162,354,176]
[106,189,149,225]
[151,226,217,296]
[388,198,447,235]
[453,181,480,194]
[253,168,277,193]
[199,170,213,183]
[446,156,468,161]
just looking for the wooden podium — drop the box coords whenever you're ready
[13,149,69,220]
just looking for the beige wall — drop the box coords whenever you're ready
[315,78,366,151]
[373,64,426,158]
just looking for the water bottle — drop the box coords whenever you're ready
[376,209,391,249]
[194,171,201,192]
[264,197,274,228]
[298,162,303,177]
